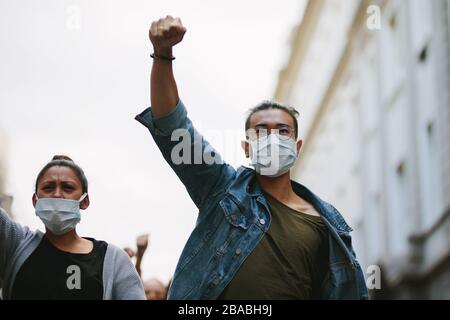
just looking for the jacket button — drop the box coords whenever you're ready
[235,248,241,255]
[213,279,220,286]
[259,218,266,225]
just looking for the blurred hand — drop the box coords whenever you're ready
[136,233,149,256]
[123,247,136,258]
[149,15,186,52]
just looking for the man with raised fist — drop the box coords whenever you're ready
[135,15,368,300]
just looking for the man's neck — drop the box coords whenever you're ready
[256,172,295,202]
[256,171,321,217]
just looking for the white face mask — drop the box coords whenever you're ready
[249,134,298,178]
[35,193,87,235]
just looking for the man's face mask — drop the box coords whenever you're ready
[249,133,298,178]
[35,193,87,235]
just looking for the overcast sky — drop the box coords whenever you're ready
[0,0,306,282]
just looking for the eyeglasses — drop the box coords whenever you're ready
[247,125,296,141]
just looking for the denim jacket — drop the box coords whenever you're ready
[135,100,368,300]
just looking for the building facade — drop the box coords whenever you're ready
[274,0,450,299]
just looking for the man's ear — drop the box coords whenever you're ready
[80,195,90,210]
[32,194,37,208]
[296,139,303,154]
[241,140,250,158]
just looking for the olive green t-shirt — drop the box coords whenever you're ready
[219,192,329,300]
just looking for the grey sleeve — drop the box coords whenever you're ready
[0,208,27,282]
[105,245,145,300]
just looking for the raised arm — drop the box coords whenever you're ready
[134,234,149,277]
[0,208,27,282]
[136,16,236,210]
[149,15,186,117]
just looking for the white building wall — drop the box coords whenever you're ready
[279,0,450,296]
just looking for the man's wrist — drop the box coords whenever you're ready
[153,46,173,57]
[151,53,176,61]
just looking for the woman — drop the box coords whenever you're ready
[0,155,145,300]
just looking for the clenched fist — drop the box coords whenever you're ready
[149,15,186,52]
[136,233,149,255]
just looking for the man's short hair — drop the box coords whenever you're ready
[245,101,299,138]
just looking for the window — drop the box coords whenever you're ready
[379,3,405,102]
[419,121,442,228]
[366,192,384,263]
[419,45,428,63]
[389,161,409,256]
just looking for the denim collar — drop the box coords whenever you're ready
[227,166,353,233]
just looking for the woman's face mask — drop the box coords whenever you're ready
[35,193,87,235]
[249,133,298,177]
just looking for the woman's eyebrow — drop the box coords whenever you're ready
[61,180,79,186]
[254,122,291,127]
[275,123,291,127]
[39,179,78,186]
[39,180,56,185]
